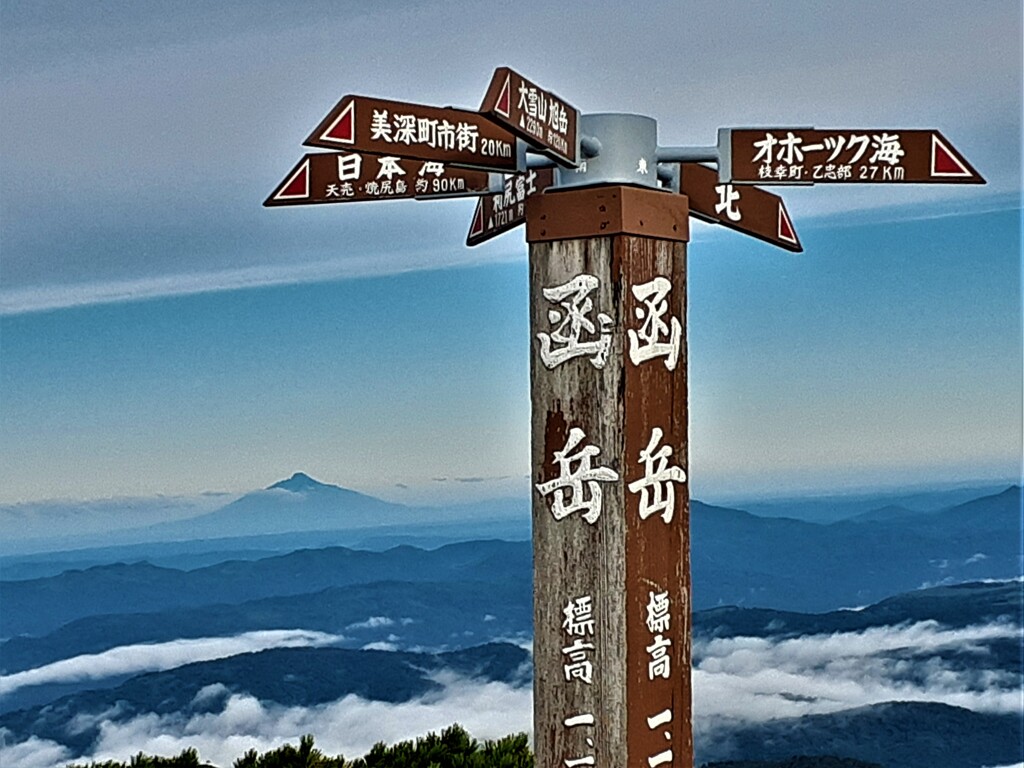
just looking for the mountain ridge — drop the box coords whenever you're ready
[3,485,1020,636]
[698,701,1023,768]
[0,642,531,755]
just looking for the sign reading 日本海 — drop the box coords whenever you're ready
[479,67,579,167]
[304,96,520,172]
[721,128,984,185]
[678,162,801,252]
[264,152,499,207]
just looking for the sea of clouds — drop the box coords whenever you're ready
[0,630,343,697]
[2,618,1020,768]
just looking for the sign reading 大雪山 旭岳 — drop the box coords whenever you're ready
[479,66,579,167]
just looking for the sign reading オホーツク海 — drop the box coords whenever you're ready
[264,152,498,206]
[479,67,579,167]
[722,128,984,185]
[304,95,519,172]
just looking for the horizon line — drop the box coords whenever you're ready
[1,471,1019,511]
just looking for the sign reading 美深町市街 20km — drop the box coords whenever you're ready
[304,95,520,172]
[264,65,985,768]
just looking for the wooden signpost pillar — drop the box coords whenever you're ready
[527,186,693,768]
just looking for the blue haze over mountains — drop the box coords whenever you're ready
[3,473,1017,613]
[0,473,1020,768]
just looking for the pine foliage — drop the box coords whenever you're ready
[351,724,532,768]
[69,747,205,767]
[64,725,532,768]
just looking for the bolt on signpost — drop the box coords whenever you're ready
[265,67,984,768]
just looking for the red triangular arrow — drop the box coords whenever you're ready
[778,202,798,245]
[495,73,512,118]
[931,134,971,177]
[321,101,355,144]
[275,159,310,200]
[469,200,485,238]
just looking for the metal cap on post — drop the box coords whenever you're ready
[557,114,661,190]
[528,112,687,243]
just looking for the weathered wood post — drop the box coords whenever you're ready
[527,180,693,768]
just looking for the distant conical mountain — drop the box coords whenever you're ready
[268,471,329,492]
[138,472,416,541]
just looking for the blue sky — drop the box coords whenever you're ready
[0,0,1021,505]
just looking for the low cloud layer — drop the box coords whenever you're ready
[0,630,342,696]
[0,736,72,768]
[4,619,1021,768]
[694,620,1022,724]
[0,493,236,544]
[12,675,533,768]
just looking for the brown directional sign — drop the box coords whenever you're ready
[264,152,497,207]
[678,162,801,252]
[480,67,579,167]
[465,167,554,246]
[304,96,519,172]
[722,128,985,185]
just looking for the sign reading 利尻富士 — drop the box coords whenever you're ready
[304,95,519,172]
[465,167,555,246]
[721,128,984,185]
[264,152,500,206]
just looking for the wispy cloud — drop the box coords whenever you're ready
[346,616,396,630]
[0,735,73,768]
[360,641,400,652]
[0,246,518,317]
[0,630,343,696]
[56,676,531,768]
[6,193,1016,317]
[0,493,237,542]
[693,620,1023,723]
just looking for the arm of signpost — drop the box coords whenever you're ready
[527,135,599,170]
[580,135,601,159]
[656,146,720,163]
